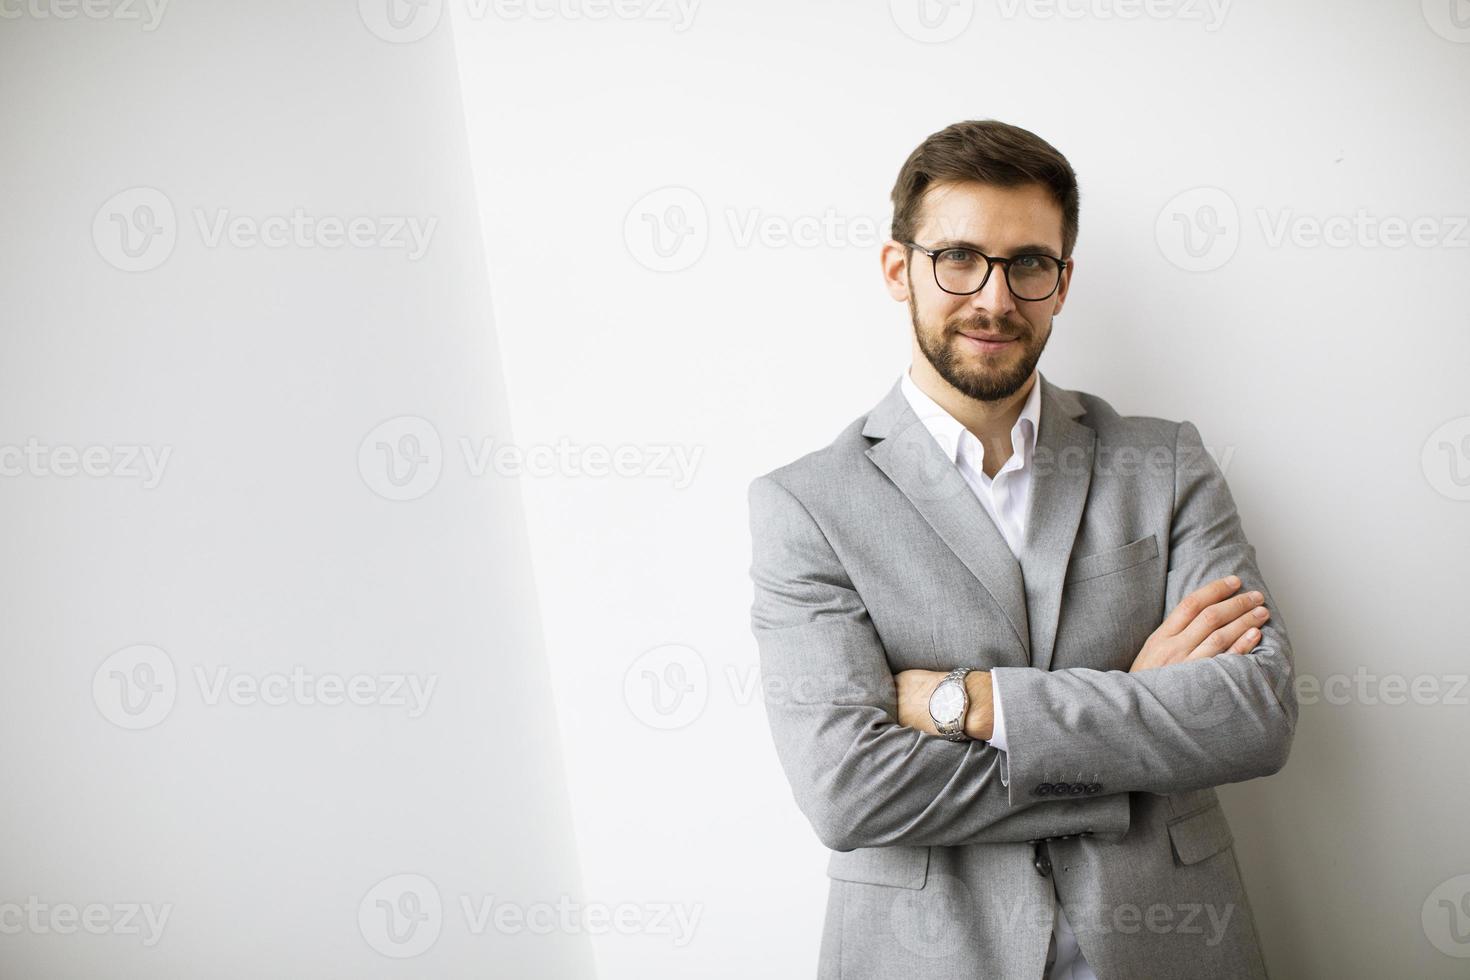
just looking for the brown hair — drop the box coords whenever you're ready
[890,120,1079,258]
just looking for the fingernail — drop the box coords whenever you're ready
[1226,575,1240,587]
[1254,607,1268,618]
[1245,628,1258,639]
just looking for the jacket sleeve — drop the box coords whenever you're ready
[747,473,1131,852]
[988,420,1299,803]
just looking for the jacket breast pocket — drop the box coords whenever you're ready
[1167,803,1235,866]
[826,845,930,889]
[1065,534,1160,585]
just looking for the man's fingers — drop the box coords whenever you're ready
[1157,575,1242,637]
[1186,606,1269,661]
[1230,626,1263,654]
[1178,589,1266,651]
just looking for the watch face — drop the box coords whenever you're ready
[929,681,964,722]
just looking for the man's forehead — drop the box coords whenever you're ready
[916,181,1061,243]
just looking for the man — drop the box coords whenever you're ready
[745,120,1297,979]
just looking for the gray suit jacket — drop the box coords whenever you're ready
[746,372,1298,979]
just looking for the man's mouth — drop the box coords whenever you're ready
[956,332,1016,353]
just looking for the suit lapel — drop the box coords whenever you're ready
[862,371,1095,672]
[1017,376,1095,672]
[863,376,1031,660]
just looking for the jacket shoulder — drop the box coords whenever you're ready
[1064,384,1184,446]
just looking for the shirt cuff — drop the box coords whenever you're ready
[987,670,1008,753]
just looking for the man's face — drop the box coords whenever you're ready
[883,180,1072,402]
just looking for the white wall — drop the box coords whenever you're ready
[0,3,591,977]
[4,1,1469,977]
[447,1,1470,978]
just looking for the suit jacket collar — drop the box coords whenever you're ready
[862,370,1096,672]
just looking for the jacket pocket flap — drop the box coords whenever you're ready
[1065,534,1160,585]
[1167,803,1234,865]
[826,845,929,889]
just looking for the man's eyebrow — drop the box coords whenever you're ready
[931,239,1062,258]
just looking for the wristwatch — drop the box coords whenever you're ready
[928,666,986,742]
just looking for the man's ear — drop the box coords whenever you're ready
[1051,255,1074,317]
[881,240,911,302]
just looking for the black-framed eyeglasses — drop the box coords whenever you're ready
[903,241,1066,301]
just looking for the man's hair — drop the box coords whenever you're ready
[889,119,1080,258]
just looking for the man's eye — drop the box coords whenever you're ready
[1013,254,1042,269]
[938,249,976,263]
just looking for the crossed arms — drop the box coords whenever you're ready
[746,421,1297,852]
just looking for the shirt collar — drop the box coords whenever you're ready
[899,366,1043,470]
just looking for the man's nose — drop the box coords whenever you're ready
[970,261,1017,317]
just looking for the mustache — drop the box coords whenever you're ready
[948,317,1027,338]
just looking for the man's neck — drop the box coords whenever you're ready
[908,360,1036,479]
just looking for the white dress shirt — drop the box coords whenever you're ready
[899,367,1096,980]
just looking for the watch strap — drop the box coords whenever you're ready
[934,666,975,741]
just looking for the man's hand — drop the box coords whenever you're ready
[895,576,1266,735]
[1129,574,1270,673]
[895,668,994,741]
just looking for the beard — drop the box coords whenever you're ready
[908,288,1049,403]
